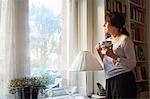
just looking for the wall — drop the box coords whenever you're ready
[146,0,150,96]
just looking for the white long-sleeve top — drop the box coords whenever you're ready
[103,34,136,79]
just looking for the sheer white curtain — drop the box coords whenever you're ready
[0,0,29,98]
[67,0,78,86]
[68,0,94,96]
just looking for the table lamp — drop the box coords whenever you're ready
[69,50,103,96]
[69,50,103,71]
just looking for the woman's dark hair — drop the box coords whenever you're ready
[106,12,129,36]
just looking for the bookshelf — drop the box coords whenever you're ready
[129,0,149,98]
[105,0,149,98]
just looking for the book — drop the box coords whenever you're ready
[140,66,147,80]
[130,6,145,23]
[134,45,145,61]
[135,65,143,81]
[131,23,136,40]
[106,0,125,14]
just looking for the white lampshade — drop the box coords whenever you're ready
[69,51,103,71]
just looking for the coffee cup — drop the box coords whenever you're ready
[100,40,112,47]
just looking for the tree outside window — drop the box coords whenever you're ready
[29,0,67,89]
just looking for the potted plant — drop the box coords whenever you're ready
[8,76,52,99]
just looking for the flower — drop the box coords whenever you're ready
[8,76,51,94]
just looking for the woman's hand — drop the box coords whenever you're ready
[95,43,105,59]
[96,43,118,61]
[95,44,103,55]
[105,45,118,60]
[95,43,102,55]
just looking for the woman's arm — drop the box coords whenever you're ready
[105,37,136,69]
[116,38,136,69]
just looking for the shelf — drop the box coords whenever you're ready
[130,19,145,26]
[136,61,147,63]
[136,80,148,83]
[133,40,145,44]
[130,1,145,9]
[137,91,149,99]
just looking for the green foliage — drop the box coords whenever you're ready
[8,76,51,94]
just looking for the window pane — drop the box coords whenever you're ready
[29,0,67,88]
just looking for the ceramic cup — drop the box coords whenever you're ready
[100,40,112,47]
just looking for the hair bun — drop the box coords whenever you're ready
[109,12,125,29]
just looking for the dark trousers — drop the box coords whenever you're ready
[106,71,137,99]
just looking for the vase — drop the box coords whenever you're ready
[17,87,39,99]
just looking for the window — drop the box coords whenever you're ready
[29,0,67,89]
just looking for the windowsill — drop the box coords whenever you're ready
[41,94,106,99]
[50,94,81,99]
[51,87,68,96]
[40,88,106,99]
[40,94,80,99]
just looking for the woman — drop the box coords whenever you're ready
[96,12,137,98]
